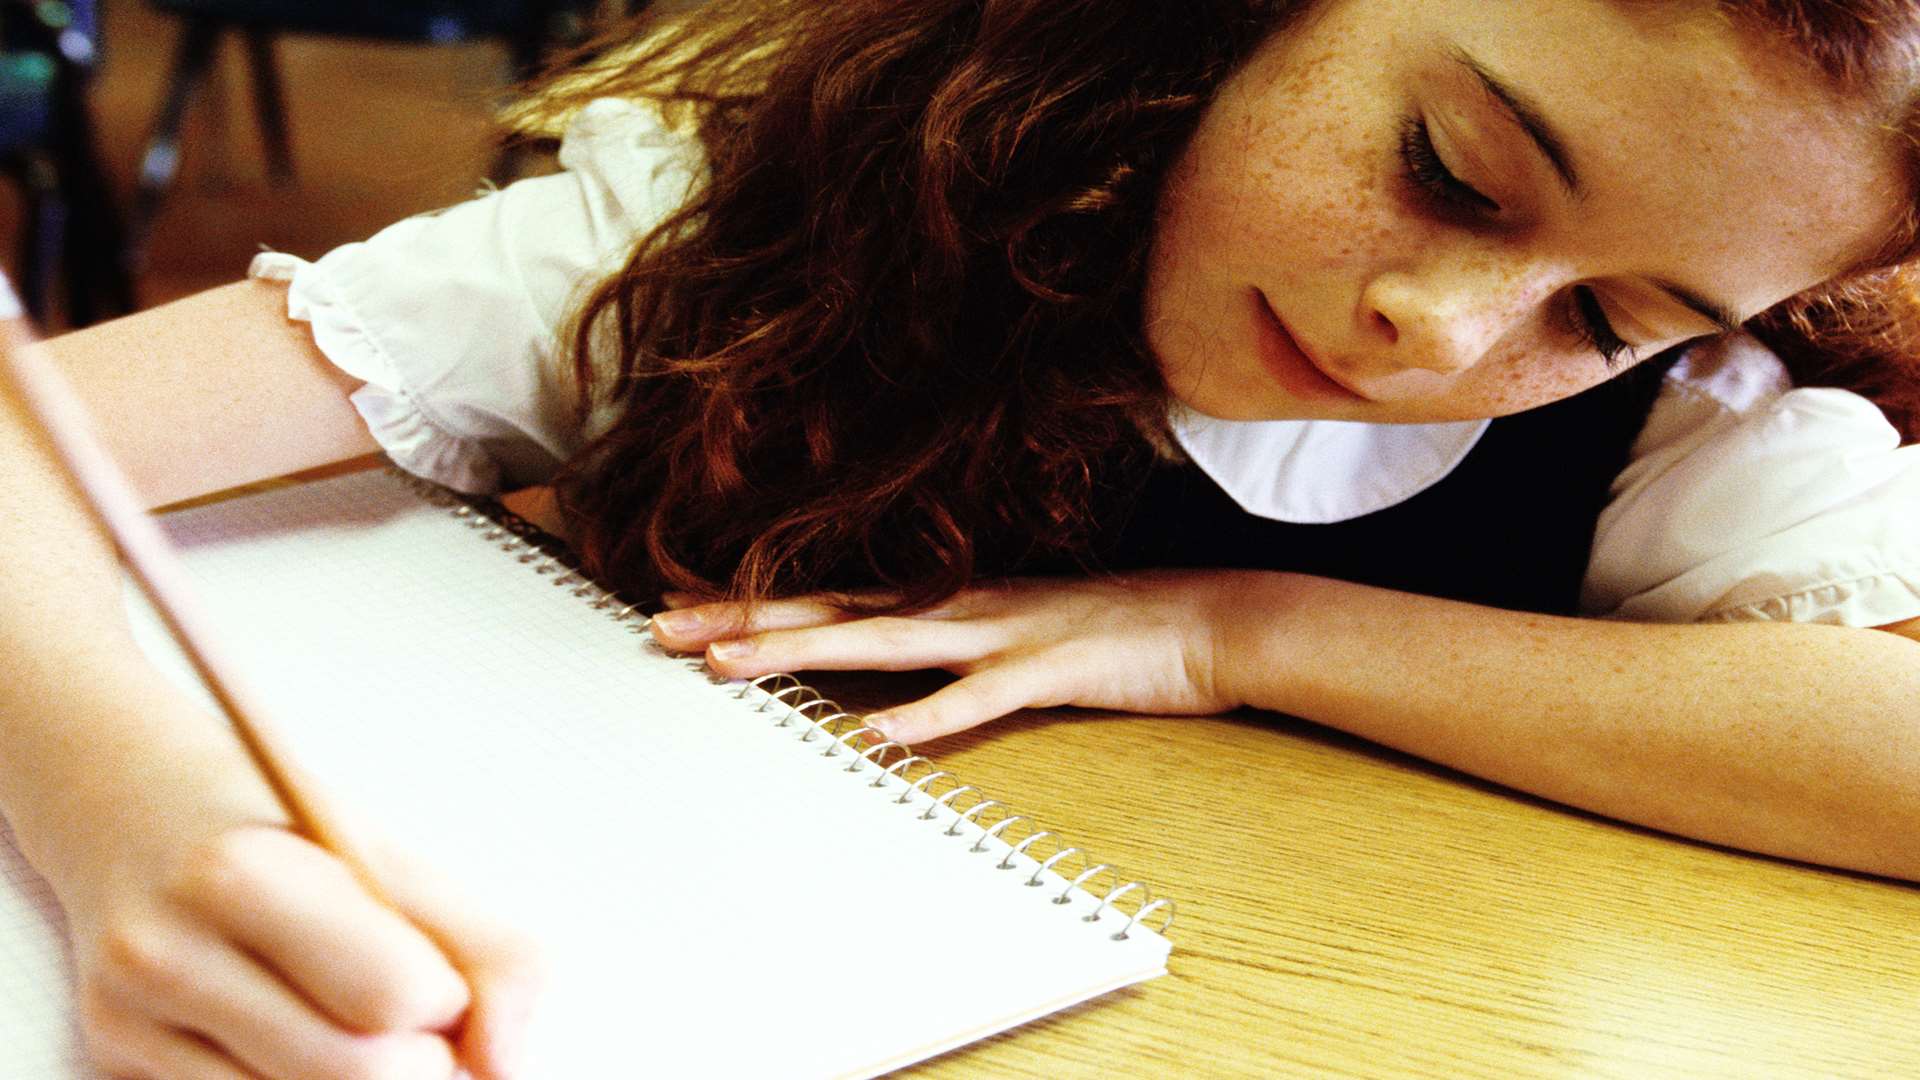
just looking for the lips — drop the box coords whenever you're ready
[1250,289,1367,403]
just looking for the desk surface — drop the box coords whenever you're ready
[155,469,1917,1079]
[811,675,1920,1080]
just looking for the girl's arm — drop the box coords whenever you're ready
[0,281,536,1078]
[651,571,1920,882]
[1229,577,1920,880]
[0,280,375,896]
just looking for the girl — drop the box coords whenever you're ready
[4,0,1918,1076]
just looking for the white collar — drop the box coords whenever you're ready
[1169,407,1491,524]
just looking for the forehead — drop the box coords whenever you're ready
[1391,0,1904,303]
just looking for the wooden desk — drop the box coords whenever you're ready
[110,470,1920,1077]
[809,679,1920,1079]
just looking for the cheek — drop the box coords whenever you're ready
[1176,48,1404,278]
[1268,152,1403,282]
[1459,345,1612,417]
[1250,114,1401,276]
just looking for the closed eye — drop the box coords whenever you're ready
[1399,114,1500,216]
[1569,286,1634,371]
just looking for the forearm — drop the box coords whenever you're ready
[0,479,277,908]
[0,287,355,900]
[1237,574,1920,880]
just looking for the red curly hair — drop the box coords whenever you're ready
[511,0,1920,610]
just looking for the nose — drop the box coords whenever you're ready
[1360,258,1563,375]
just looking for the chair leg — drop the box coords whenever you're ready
[241,28,294,185]
[12,158,61,324]
[51,94,136,324]
[131,16,224,266]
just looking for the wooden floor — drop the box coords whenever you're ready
[0,2,525,316]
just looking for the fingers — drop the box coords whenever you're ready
[868,661,1054,745]
[650,585,964,653]
[655,574,1242,740]
[202,823,546,1080]
[653,588,1050,743]
[91,913,456,1080]
[84,822,536,1079]
[179,828,469,1035]
[652,591,1015,678]
[371,843,548,1080]
[700,615,1008,679]
[648,596,852,651]
[450,968,542,1080]
[82,998,254,1080]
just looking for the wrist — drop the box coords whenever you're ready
[1216,572,1412,718]
[6,681,290,916]
[1210,570,1324,715]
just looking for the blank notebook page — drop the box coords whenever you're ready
[0,819,77,1079]
[0,466,1169,1079]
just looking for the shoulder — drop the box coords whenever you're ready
[1620,332,1903,507]
[254,96,709,494]
[549,97,707,221]
[1584,334,1920,625]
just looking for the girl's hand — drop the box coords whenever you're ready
[649,570,1289,743]
[59,803,542,1079]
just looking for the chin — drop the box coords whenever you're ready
[1170,388,1336,423]
[1163,379,1264,421]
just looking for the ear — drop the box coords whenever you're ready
[1875,616,1920,644]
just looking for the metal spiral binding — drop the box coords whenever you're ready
[387,463,1175,942]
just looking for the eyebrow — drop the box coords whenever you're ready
[1452,50,1583,200]
[1452,50,1746,334]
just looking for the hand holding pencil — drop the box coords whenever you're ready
[0,276,542,1079]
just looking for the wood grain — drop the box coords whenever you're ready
[805,672,1920,1080]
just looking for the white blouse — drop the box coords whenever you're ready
[249,98,1920,628]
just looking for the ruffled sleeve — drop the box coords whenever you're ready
[248,97,702,493]
[1583,334,1920,627]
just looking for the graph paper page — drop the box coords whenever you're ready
[0,467,1168,1079]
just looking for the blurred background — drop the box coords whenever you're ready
[0,0,697,327]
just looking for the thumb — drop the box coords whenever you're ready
[868,663,1043,744]
[365,843,548,1080]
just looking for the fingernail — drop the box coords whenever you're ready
[651,610,699,635]
[709,638,756,661]
[866,713,897,740]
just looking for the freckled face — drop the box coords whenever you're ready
[1144,0,1901,423]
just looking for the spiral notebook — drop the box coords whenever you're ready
[0,462,1172,1079]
